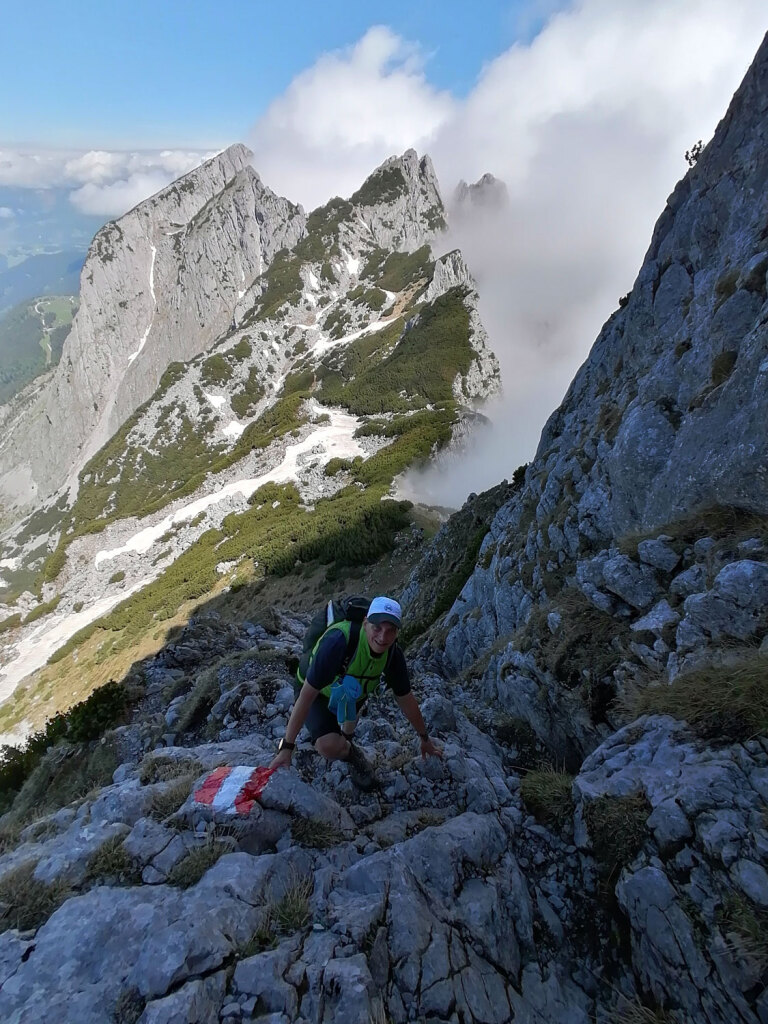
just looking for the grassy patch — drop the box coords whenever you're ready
[517,586,629,703]
[583,792,650,876]
[363,245,434,293]
[349,165,407,207]
[138,755,203,786]
[244,872,314,954]
[0,678,134,812]
[620,649,768,743]
[291,817,344,849]
[147,775,196,821]
[0,861,72,933]
[520,766,574,830]
[112,989,146,1024]
[167,837,230,887]
[718,891,768,966]
[615,999,676,1024]
[618,503,768,560]
[86,834,141,885]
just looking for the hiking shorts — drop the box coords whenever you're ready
[294,682,342,742]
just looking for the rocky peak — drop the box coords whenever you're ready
[347,149,446,252]
[0,148,305,511]
[453,172,509,215]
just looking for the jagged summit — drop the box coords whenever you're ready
[453,172,509,213]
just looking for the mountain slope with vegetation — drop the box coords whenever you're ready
[0,31,766,1024]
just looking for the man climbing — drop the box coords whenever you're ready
[270,596,442,789]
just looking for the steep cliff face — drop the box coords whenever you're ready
[0,145,305,510]
[438,32,768,679]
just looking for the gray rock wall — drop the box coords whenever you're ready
[0,145,305,510]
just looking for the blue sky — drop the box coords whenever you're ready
[2,0,554,148]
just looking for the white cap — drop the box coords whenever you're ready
[367,596,402,628]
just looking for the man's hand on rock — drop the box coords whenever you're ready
[420,736,443,759]
[270,747,294,770]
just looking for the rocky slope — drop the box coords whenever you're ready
[0,31,766,1024]
[0,148,499,725]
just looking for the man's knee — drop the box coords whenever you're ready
[315,732,348,760]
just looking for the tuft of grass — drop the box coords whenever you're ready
[290,817,344,849]
[147,775,195,821]
[166,837,231,888]
[615,998,676,1023]
[86,835,141,886]
[619,649,768,742]
[0,861,72,933]
[583,792,650,876]
[520,766,574,830]
[244,872,314,954]
[138,755,203,786]
[718,891,768,966]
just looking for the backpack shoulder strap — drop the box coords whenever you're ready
[339,619,362,679]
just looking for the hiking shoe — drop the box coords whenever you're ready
[345,741,377,791]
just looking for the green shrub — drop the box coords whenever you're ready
[349,166,406,207]
[0,679,132,810]
[200,354,233,388]
[108,570,125,584]
[22,596,61,625]
[0,861,72,933]
[0,613,22,635]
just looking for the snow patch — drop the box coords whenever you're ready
[127,243,157,365]
[345,252,360,276]
[93,408,368,566]
[223,421,245,438]
[312,317,391,356]
[203,392,227,410]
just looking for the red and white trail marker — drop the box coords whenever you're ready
[192,765,277,816]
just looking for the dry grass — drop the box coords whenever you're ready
[520,766,574,830]
[147,774,196,820]
[243,871,314,955]
[583,791,650,876]
[290,817,344,849]
[0,861,72,933]
[615,997,676,1023]
[617,503,768,560]
[619,649,768,742]
[718,891,768,966]
[8,740,118,824]
[138,754,203,786]
[166,836,232,888]
[86,834,141,886]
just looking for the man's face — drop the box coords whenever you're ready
[364,618,399,654]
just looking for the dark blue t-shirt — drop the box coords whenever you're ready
[306,629,411,696]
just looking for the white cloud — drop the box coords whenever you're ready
[0,147,215,217]
[245,1,766,505]
[0,207,14,219]
[248,26,455,210]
